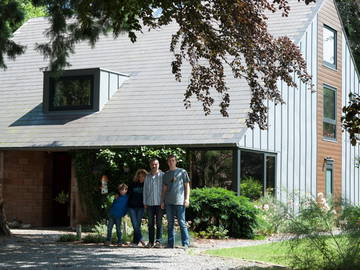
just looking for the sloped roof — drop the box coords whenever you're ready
[0,0,322,150]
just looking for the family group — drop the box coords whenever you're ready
[105,154,191,249]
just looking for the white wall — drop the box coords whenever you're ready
[239,17,318,202]
[342,36,360,205]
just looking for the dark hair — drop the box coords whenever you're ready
[167,154,177,161]
[149,158,159,164]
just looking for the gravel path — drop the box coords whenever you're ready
[0,229,285,270]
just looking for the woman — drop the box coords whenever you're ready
[128,168,147,246]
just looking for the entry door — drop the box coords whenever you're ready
[52,152,71,226]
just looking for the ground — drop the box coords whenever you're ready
[0,229,285,270]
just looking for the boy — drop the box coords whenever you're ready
[105,183,128,246]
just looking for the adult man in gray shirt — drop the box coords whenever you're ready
[161,154,190,248]
[143,158,164,247]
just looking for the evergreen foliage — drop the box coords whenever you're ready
[240,177,263,201]
[187,187,259,239]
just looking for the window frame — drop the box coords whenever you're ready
[325,161,334,196]
[323,25,337,70]
[323,84,337,141]
[43,68,100,113]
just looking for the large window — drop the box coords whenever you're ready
[323,25,337,69]
[49,75,94,111]
[240,150,276,194]
[323,85,337,140]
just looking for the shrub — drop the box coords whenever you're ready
[187,187,259,239]
[240,177,263,201]
[254,193,289,236]
[58,234,80,242]
[283,194,360,270]
[193,225,229,239]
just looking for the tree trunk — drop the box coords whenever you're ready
[0,199,11,236]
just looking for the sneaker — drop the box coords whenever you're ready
[104,241,111,246]
[183,244,189,249]
[146,242,154,248]
[154,241,161,248]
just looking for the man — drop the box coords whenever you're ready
[161,154,190,248]
[143,158,164,248]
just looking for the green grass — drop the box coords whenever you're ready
[206,241,290,266]
[206,235,356,268]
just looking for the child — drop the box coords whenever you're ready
[105,183,129,246]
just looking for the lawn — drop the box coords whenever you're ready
[205,235,354,268]
[205,241,290,266]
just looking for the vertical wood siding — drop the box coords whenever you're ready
[239,18,318,202]
[316,0,342,198]
[342,36,360,205]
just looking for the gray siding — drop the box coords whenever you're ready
[342,36,360,205]
[239,17,318,201]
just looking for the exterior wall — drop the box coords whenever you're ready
[342,37,360,205]
[2,151,53,226]
[239,17,318,202]
[316,0,343,197]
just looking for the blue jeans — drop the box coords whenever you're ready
[146,205,163,244]
[106,215,122,244]
[128,207,144,244]
[166,205,189,248]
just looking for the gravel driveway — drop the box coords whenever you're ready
[0,229,284,270]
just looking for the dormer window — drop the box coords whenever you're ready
[43,68,128,113]
[49,75,94,111]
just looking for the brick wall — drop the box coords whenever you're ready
[3,151,53,226]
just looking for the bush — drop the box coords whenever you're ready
[283,194,360,270]
[193,225,229,239]
[240,177,263,201]
[187,187,259,239]
[58,234,80,242]
[254,193,289,236]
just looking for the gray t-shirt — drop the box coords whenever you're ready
[163,168,190,205]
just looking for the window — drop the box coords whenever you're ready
[325,160,334,195]
[240,150,276,194]
[43,68,129,113]
[49,75,94,111]
[323,25,337,69]
[323,85,337,140]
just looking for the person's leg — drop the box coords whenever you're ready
[114,217,122,244]
[106,217,115,242]
[166,205,176,248]
[155,206,163,244]
[147,206,155,245]
[128,208,139,244]
[136,207,145,244]
[176,205,189,247]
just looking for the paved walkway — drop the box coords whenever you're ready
[0,229,285,270]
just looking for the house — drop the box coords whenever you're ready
[0,0,359,227]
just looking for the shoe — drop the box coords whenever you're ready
[139,240,146,247]
[104,241,111,246]
[154,241,161,248]
[146,242,154,248]
[183,244,189,249]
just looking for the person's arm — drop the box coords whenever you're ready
[143,177,149,208]
[160,184,167,209]
[184,182,190,207]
